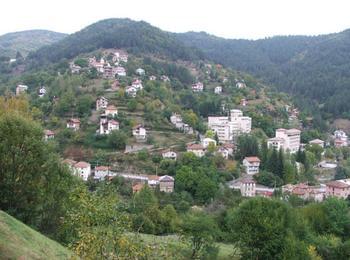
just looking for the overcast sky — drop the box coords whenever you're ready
[2,0,350,39]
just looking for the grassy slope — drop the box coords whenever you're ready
[0,210,71,260]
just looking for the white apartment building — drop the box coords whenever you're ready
[207,109,252,142]
[267,128,301,153]
[243,156,261,175]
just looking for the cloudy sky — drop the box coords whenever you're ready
[2,0,350,39]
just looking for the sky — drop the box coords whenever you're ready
[2,0,350,39]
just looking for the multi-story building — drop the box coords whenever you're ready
[207,109,252,142]
[267,128,301,153]
[187,143,206,157]
[243,156,260,175]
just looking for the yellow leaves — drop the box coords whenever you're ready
[0,96,31,119]
[307,245,322,260]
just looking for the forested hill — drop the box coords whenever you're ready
[0,30,66,58]
[28,19,203,66]
[176,30,350,118]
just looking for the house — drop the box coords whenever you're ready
[282,183,326,202]
[132,79,143,90]
[115,66,126,76]
[162,150,177,160]
[192,82,204,92]
[149,75,157,81]
[74,161,91,181]
[334,130,348,141]
[217,143,234,159]
[335,139,348,148]
[236,82,246,89]
[240,98,247,106]
[99,114,119,135]
[229,176,274,197]
[309,139,324,148]
[111,80,120,91]
[44,130,55,141]
[38,86,46,98]
[161,75,170,82]
[243,156,260,175]
[70,62,81,74]
[214,86,222,94]
[105,105,118,117]
[187,143,206,157]
[202,138,217,148]
[147,175,160,189]
[96,97,109,110]
[136,68,145,75]
[94,166,110,181]
[170,113,184,129]
[267,128,301,153]
[16,84,28,95]
[326,180,350,199]
[159,175,175,193]
[208,109,252,142]
[132,125,147,141]
[125,86,138,97]
[66,118,80,131]
[240,178,256,197]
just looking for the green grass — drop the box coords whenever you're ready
[131,233,238,259]
[0,210,71,260]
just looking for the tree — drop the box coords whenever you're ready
[107,130,127,150]
[181,211,218,259]
[61,186,147,258]
[0,112,78,236]
[226,198,310,259]
[236,134,259,160]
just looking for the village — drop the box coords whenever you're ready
[13,48,350,201]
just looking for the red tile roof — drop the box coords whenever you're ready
[244,156,261,163]
[75,161,90,168]
[95,166,109,171]
[187,143,204,150]
[326,181,350,189]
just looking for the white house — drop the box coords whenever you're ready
[159,175,175,193]
[105,105,118,117]
[16,84,28,95]
[334,130,348,141]
[136,68,145,75]
[132,125,147,141]
[243,156,260,175]
[267,128,301,153]
[149,75,157,81]
[309,139,324,148]
[214,86,222,94]
[96,97,108,110]
[38,86,46,98]
[192,82,204,92]
[187,143,206,157]
[44,130,55,141]
[74,161,91,181]
[94,166,110,181]
[67,118,80,131]
[99,115,119,135]
[161,75,170,82]
[202,138,217,148]
[240,178,256,197]
[162,150,177,160]
[125,86,138,97]
[216,143,234,159]
[115,66,126,76]
[132,79,143,90]
[236,82,246,89]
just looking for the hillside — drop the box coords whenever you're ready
[28,18,203,66]
[176,30,350,118]
[0,210,71,259]
[0,30,66,58]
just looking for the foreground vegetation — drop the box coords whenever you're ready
[0,210,71,259]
